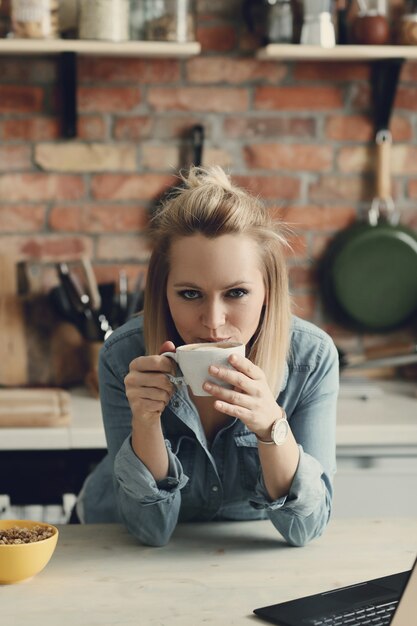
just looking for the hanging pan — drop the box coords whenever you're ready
[319,73,417,332]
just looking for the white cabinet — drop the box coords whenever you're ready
[333,381,417,518]
[333,454,417,518]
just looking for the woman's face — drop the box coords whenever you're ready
[166,233,266,346]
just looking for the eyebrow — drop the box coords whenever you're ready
[173,281,254,289]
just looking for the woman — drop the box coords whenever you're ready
[76,166,339,547]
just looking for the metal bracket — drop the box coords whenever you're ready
[58,52,77,139]
[370,58,404,135]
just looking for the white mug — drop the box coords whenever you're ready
[162,342,245,396]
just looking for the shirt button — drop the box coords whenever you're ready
[172,400,180,409]
[211,485,219,492]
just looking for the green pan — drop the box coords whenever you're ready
[320,131,417,332]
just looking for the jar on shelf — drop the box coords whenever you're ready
[399,0,417,44]
[79,0,129,42]
[11,0,59,39]
[131,0,196,42]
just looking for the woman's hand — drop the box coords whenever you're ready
[202,353,282,440]
[124,341,176,424]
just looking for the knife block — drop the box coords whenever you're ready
[0,255,88,387]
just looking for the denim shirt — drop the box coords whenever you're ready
[77,314,339,548]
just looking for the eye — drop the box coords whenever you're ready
[226,288,248,298]
[178,289,201,300]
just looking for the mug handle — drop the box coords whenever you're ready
[160,351,186,388]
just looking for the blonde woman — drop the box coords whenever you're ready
[76,166,339,547]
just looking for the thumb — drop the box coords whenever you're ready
[159,340,176,355]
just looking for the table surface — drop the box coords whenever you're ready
[1,518,416,625]
[1,380,416,452]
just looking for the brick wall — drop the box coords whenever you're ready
[0,0,416,357]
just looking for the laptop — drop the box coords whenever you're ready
[254,556,416,626]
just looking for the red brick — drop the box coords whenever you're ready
[0,174,85,201]
[337,146,370,173]
[113,116,154,141]
[224,116,316,139]
[0,85,43,113]
[276,205,357,231]
[96,235,151,261]
[294,62,369,82]
[0,146,32,171]
[147,87,249,112]
[0,117,59,141]
[186,57,286,84]
[113,116,210,141]
[391,145,417,174]
[78,57,180,83]
[78,87,141,113]
[49,204,149,233]
[401,62,417,81]
[395,86,417,111]
[0,58,56,82]
[244,144,333,172]
[91,173,176,201]
[291,293,317,321]
[254,86,343,110]
[196,24,237,52]
[325,115,412,143]
[78,116,107,141]
[283,231,308,259]
[233,175,301,200]
[288,265,317,290]
[0,235,93,261]
[309,175,373,203]
[0,205,46,232]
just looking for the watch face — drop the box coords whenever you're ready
[272,418,289,446]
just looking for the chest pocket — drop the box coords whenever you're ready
[234,432,261,492]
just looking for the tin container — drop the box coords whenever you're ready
[79,0,129,42]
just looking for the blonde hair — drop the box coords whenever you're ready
[144,166,291,396]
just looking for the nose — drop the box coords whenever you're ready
[201,297,226,331]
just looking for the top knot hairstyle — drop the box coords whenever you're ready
[144,166,292,396]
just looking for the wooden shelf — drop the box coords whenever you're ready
[0,38,201,58]
[257,44,417,61]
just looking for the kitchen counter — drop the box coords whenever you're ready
[1,380,416,453]
[1,518,416,625]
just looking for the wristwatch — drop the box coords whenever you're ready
[256,409,289,446]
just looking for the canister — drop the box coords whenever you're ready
[79,0,129,42]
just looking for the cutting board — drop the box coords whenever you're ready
[0,388,71,427]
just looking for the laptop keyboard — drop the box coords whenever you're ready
[309,599,399,626]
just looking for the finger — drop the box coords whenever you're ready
[130,355,175,375]
[125,370,174,395]
[203,381,253,409]
[227,354,263,380]
[208,362,257,394]
[159,340,176,354]
[213,398,253,421]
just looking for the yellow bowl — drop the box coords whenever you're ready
[0,519,58,584]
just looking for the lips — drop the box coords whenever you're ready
[199,338,232,343]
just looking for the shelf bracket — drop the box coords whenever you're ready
[370,58,404,134]
[58,52,77,139]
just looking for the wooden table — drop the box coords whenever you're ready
[1,518,416,625]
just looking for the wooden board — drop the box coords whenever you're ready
[0,388,71,427]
